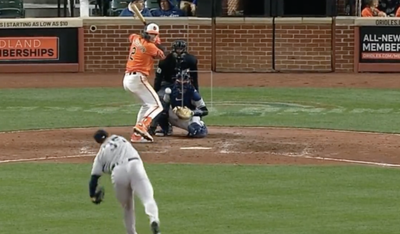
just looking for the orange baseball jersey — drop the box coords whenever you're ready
[361,8,374,17]
[125,34,165,76]
[361,7,383,17]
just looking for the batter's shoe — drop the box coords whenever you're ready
[130,133,152,143]
[150,221,161,234]
[133,118,154,142]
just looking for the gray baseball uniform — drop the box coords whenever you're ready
[91,134,160,234]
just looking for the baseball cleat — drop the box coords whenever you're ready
[155,129,172,136]
[133,124,154,142]
[155,130,166,136]
[130,133,153,143]
[148,126,157,136]
[155,123,173,136]
[150,221,161,234]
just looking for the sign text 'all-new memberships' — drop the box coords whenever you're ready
[361,26,400,60]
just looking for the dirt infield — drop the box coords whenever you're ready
[1,73,400,167]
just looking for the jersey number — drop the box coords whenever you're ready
[129,47,136,61]
[108,136,126,151]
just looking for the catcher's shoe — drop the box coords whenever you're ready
[155,124,173,136]
[150,221,161,234]
[148,126,157,136]
[130,133,152,143]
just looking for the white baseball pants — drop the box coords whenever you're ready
[123,72,163,124]
[111,158,159,234]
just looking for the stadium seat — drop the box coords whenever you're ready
[146,0,159,8]
[108,0,128,16]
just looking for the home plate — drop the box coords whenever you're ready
[180,147,212,150]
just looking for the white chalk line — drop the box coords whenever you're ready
[0,154,94,164]
[1,139,399,168]
[296,155,400,167]
[0,150,168,164]
[180,147,212,150]
[1,150,399,168]
[1,126,400,137]
[272,150,400,168]
[220,142,400,168]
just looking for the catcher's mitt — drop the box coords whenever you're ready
[91,186,105,205]
[173,106,193,120]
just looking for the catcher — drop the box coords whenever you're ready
[163,69,208,138]
[89,129,161,234]
[149,39,199,137]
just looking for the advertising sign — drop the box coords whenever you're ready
[0,37,59,61]
[359,26,400,63]
[0,28,78,64]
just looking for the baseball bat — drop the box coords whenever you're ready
[131,3,146,25]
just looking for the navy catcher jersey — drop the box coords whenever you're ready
[170,89,205,111]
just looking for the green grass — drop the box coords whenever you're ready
[1,86,399,234]
[0,163,399,234]
[1,87,400,132]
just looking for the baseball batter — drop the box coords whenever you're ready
[89,129,161,234]
[123,23,166,143]
[163,69,208,137]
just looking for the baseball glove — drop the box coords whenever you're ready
[91,186,105,205]
[173,106,193,120]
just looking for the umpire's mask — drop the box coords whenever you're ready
[172,40,187,57]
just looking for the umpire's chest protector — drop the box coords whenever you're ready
[160,55,178,81]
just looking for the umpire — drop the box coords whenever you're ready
[149,39,199,136]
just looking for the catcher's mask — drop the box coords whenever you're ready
[173,69,193,98]
[172,40,187,64]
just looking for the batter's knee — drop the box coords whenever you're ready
[153,104,163,116]
[149,101,169,129]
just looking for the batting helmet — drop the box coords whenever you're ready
[142,23,159,41]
